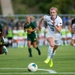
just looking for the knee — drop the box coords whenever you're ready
[33,45,37,48]
[50,44,54,48]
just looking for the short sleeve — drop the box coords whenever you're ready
[43,15,49,22]
[57,17,63,26]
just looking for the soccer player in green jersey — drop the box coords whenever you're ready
[24,16,41,57]
[0,24,8,55]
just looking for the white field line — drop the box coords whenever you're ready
[0,67,56,74]
[0,68,75,74]
[0,72,75,75]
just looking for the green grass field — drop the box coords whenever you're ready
[0,45,75,75]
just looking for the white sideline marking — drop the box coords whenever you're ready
[0,67,57,74]
[0,72,75,75]
[38,68,57,74]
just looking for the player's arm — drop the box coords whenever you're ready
[28,22,38,32]
[69,19,74,33]
[68,24,72,32]
[38,16,44,30]
[53,19,62,33]
[54,25,62,33]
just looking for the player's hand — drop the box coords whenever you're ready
[52,20,55,25]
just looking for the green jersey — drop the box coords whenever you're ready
[24,22,37,42]
[24,22,36,36]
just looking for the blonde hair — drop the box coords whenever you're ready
[50,7,58,12]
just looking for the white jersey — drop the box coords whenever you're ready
[44,15,62,39]
[44,15,62,34]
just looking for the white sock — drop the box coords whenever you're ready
[48,45,53,59]
[51,51,56,59]
[22,41,24,47]
[64,40,67,45]
[73,43,75,46]
[68,39,71,45]
[12,43,17,48]
[18,41,21,47]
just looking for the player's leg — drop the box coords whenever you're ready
[44,37,54,64]
[33,41,41,55]
[27,40,32,57]
[71,34,75,46]
[3,46,8,55]
[49,45,58,67]
[70,39,75,46]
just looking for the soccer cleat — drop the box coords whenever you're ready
[49,59,53,67]
[29,54,32,57]
[44,58,50,64]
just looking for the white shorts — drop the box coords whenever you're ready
[46,32,62,46]
[72,34,75,39]
[61,35,66,38]
[66,34,72,38]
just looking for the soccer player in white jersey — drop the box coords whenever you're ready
[38,7,62,67]
[69,18,75,46]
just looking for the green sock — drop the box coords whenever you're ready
[28,48,32,56]
[36,47,41,55]
[36,47,40,51]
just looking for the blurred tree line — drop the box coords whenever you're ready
[6,0,75,14]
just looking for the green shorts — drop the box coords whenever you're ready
[27,34,37,42]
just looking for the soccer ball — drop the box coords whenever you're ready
[28,63,38,72]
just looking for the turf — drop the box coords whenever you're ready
[0,45,75,75]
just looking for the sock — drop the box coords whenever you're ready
[28,48,32,56]
[68,39,71,45]
[64,40,67,45]
[48,45,53,59]
[18,41,20,47]
[73,43,75,46]
[2,46,7,53]
[36,47,41,55]
[22,41,24,47]
[51,50,56,59]
[12,43,17,48]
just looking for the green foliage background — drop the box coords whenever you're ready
[12,0,75,14]
[0,0,75,14]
